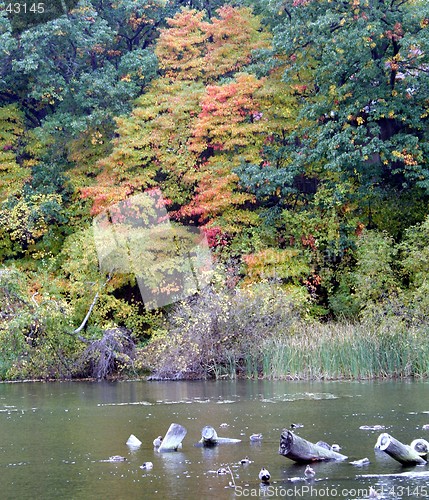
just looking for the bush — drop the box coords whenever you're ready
[139,271,307,379]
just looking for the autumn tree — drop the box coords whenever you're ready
[85,6,274,225]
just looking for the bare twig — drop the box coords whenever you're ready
[227,465,236,488]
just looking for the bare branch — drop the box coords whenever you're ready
[73,273,112,336]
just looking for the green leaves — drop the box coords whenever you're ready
[272,0,429,193]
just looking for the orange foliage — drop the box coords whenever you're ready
[83,7,288,227]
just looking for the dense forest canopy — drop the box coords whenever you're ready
[1,0,429,379]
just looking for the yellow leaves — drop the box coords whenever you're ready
[156,7,270,82]
[243,248,311,284]
[356,116,365,125]
[392,149,418,166]
[0,193,62,245]
[90,130,104,145]
[0,105,30,201]
[128,14,152,31]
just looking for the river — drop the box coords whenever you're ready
[1,379,429,499]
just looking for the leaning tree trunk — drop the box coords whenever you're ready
[279,430,348,463]
[158,423,187,452]
[375,433,427,465]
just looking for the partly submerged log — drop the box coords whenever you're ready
[279,430,348,463]
[201,425,218,444]
[158,423,187,452]
[375,433,427,465]
[410,439,429,459]
[199,426,241,446]
[315,441,331,450]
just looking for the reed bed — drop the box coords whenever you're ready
[256,322,429,380]
[141,279,429,381]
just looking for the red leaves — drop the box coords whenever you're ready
[203,226,229,248]
[83,7,272,226]
[386,22,404,42]
[301,234,316,250]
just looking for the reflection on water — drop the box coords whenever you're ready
[1,380,429,499]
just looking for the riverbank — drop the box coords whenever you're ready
[2,280,429,383]
[139,318,429,382]
[3,317,428,383]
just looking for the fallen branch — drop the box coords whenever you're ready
[76,327,135,379]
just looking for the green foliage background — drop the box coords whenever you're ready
[1,0,429,379]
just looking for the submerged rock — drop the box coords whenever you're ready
[350,457,371,466]
[101,455,127,463]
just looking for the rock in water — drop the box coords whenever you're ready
[350,457,370,466]
[126,434,142,447]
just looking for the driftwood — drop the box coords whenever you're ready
[375,433,427,465]
[158,423,187,452]
[279,430,348,463]
[73,274,112,336]
[199,426,241,446]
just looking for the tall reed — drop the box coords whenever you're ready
[260,322,429,380]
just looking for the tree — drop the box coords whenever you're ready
[0,104,29,200]
[271,0,429,197]
[84,6,274,226]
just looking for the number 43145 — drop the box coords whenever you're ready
[5,3,45,14]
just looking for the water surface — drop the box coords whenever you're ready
[1,379,429,499]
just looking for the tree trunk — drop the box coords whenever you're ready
[279,430,348,463]
[158,423,187,452]
[199,426,241,446]
[375,433,427,465]
[410,439,429,459]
